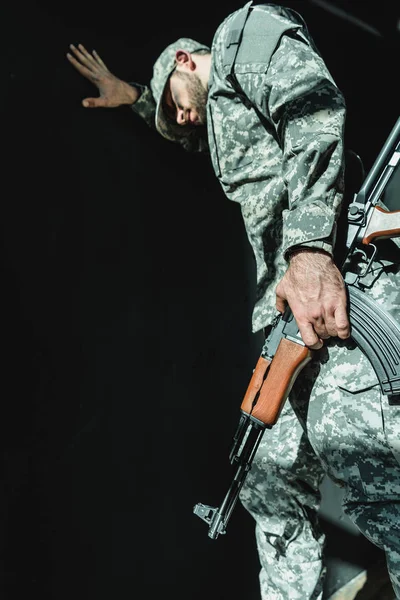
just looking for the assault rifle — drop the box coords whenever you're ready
[193,116,400,540]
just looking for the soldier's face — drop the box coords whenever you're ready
[164,69,208,129]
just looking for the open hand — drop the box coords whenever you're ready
[275,250,350,350]
[66,43,138,108]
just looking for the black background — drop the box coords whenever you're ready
[2,1,399,599]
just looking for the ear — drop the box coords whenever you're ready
[175,49,196,71]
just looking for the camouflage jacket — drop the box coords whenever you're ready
[132,2,347,332]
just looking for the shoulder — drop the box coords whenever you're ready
[211,2,311,75]
[214,2,307,36]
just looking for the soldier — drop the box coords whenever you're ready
[67,2,400,598]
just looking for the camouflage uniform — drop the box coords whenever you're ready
[132,2,400,598]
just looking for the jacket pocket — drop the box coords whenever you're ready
[327,339,380,393]
[207,96,254,182]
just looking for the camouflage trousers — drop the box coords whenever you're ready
[239,252,400,600]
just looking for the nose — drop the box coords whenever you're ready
[176,108,186,125]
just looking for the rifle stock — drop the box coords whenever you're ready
[362,205,400,245]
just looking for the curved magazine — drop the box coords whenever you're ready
[348,284,400,398]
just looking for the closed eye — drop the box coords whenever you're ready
[163,86,177,121]
[163,99,176,121]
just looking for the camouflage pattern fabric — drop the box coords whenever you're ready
[240,240,400,599]
[130,2,400,598]
[208,2,346,333]
[239,400,327,600]
[133,2,346,332]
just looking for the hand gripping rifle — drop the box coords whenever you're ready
[194,116,400,540]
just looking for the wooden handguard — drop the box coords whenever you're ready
[240,355,271,415]
[250,338,312,427]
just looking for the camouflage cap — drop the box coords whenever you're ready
[150,37,210,143]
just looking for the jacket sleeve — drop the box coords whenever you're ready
[258,32,346,260]
[129,83,158,130]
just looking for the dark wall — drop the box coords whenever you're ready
[2,1,399,599]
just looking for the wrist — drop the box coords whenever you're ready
[287,247,332,262]
[121,82,140,105]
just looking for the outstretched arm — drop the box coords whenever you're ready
[66,44,140,108]
[66,43,206,152]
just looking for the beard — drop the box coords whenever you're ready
[187,73,208,125]
[176,70,208,126]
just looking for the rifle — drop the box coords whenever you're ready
[193,116,400,540]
